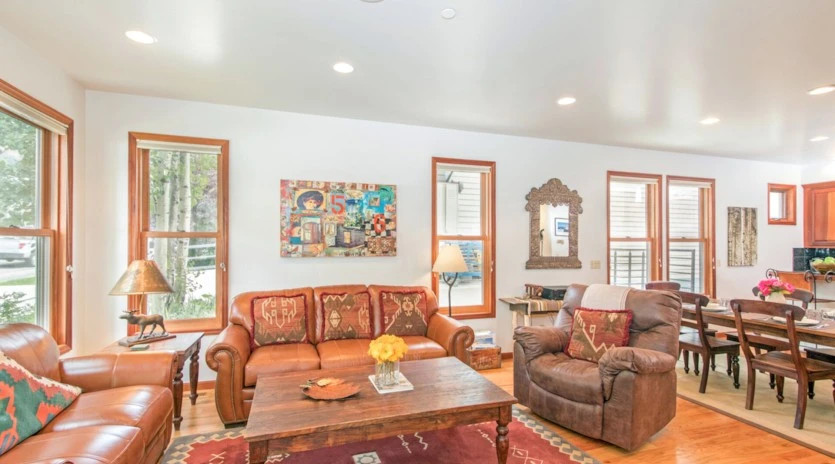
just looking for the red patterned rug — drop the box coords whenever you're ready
[163,407,598,463]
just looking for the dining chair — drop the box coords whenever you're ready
[730,299,835,429]
[646,281,717,374]
[678,291,740,393]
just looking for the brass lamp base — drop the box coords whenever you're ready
[118,332,176,347]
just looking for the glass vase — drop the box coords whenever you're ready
[375,360,400,388]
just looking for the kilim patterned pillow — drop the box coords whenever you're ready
[565,308,633,363]
[381,291,429,336]
[0,351,81,456]
[250,295,308,348]
[321,292,373,342]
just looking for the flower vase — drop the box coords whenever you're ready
[765,292,787,304]
[375,360,400,388]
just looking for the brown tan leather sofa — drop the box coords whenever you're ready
[207,284,475,425]
[0,323,177,464]
[513,284,681,451]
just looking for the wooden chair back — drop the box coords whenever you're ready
[646,281,681,291]
[678,291,711,347]
[730,299,807,376]
[750,286,814,309]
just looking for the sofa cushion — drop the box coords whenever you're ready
[380,290,430,336]
[320,291,373,342]
[245,344,320,386]
[565,308,632,363]
[528,352,603,405]
[0,351,81,456]
[317,339,374,370]
[0,425,144,464]
[40,385,172,451]
[251,294,309,348]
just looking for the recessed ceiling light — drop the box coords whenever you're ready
[700,117,720,125]
[125,30,157,44]
[808,85,835,96]
[441,8,457,19]
[333,62,354,74]
[556,97,576,106]
[810,136,830,142]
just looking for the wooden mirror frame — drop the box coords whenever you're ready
[525,178,583,269]
[767,183,796,225]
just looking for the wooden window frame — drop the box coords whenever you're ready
[666,176,716,297]
[606,171,663,285]
[431,157,496,320]
[0,79,73,353]
[767,183,797,225]
[128,132,229,334]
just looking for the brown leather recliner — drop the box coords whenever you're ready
[207,284,474,426]
[0,323,177,464]
[513,284,681,451]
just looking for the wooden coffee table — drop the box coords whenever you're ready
[244,356,517,464]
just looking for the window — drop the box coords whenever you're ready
[607,172,662,288]
[128,133,229,333]
[767,183,796,225]
[0,79,73,351]
[667,176,715,295]
[432,158,495,319]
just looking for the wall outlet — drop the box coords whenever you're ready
[590,260,601,269]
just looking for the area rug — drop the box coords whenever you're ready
[676,355,835,458]
[163,406,598,464]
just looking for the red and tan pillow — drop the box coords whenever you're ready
[250,294,308,348]
[321,292,373,341]
[565,308,633,363]
[0,351,81,456]
[381,290,429,336]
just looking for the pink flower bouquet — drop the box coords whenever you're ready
[757,278,795,297]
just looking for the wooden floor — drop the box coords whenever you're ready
[176,361,832,464]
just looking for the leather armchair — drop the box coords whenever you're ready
[0,323,176,464]
[513,284,681,451]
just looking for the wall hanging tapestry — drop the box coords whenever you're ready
[728,206,757,266]
[280,179,397,257]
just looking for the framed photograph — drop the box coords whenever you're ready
[555,219,569,236]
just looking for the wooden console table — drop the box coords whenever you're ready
[102,332,204,431]
[500,297,563,327]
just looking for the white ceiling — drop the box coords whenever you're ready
[1,0,834,163]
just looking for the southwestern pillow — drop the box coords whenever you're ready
[251,294,308,348]
[0,351,81,456]
[321,292,373,341]
[565,308,633,363]
[381,291,429,336]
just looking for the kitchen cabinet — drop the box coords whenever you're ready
[804,180,835,247]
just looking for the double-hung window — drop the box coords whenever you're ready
[607,172,662,288]
[0,80,73,351]
[667,176,715,295]
[128,133,229,333]
[432,158,495,319]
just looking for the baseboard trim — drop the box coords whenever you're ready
[501,352,513,360]
[197,380,216,390]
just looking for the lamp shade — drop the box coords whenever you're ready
[433,245,468,273]
[109,260,174,295]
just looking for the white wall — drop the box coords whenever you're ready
[0,25,86,354]
[84,91,803,380]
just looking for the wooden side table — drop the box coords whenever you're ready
[101,332,204,431]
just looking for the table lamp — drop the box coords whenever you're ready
[110,259,175,346]
[433,244,468,316]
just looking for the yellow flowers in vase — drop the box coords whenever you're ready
[368,335,408,388]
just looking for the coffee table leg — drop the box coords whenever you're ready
[250,441,268,464]
[496,405,511,464]
[189,340,200,405]
[173,367,184,431]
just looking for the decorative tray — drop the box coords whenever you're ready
[300,378,360,401]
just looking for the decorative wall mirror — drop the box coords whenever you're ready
[767,183,796,225]
[525,178,583,269]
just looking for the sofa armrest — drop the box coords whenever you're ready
[598,347,676,400]
[512,326,569,362]
[59,351,177,392]
[205,324,251,425]
[426,313,475,362]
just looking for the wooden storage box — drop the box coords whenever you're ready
[467,345,502,371]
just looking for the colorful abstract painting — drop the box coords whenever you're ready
[280,179,397,257]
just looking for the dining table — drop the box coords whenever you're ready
[682,303,835,347]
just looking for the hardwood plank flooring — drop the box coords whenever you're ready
[175,360,831,463]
